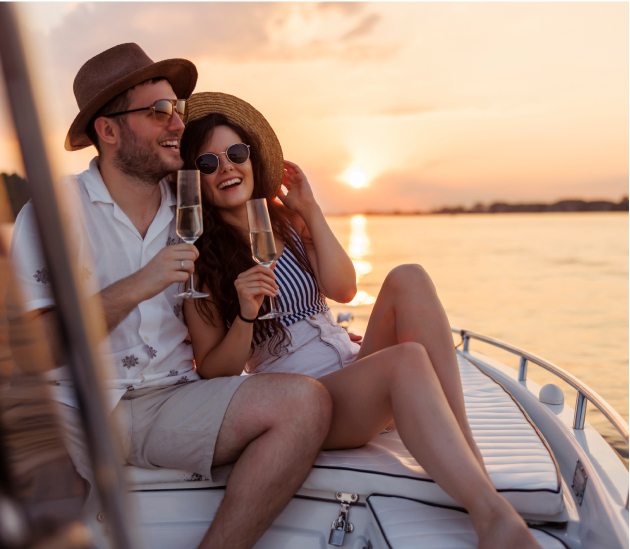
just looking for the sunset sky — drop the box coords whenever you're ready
[0,2,627,213]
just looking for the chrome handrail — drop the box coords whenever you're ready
[452,327,629,445]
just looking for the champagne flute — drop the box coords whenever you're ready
[246,198,290,319]
[175,170,209,299]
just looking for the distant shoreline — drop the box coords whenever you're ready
[327,197,629,217]
[2,172,627,219]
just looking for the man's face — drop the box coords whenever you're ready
[112,80,185,184]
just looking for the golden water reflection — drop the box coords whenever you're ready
[348,215,376,306]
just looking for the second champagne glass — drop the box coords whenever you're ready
[175,170,209,299]
[246,198,290,319]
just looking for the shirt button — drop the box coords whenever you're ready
[309,316,315,320]
[144,336,150,342]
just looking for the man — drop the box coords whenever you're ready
[10,43,332,549]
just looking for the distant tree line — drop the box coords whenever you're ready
[2,172,628,218]
[432,197,629,215]
[0,173,30,219]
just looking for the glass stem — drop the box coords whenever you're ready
[188,273,195,294]
[268,296,277,314]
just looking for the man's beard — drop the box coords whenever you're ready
[113,123,183,185]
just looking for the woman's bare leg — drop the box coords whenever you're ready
[356,264,485,470]
[319,343,541,549]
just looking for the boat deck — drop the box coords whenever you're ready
[122,353,591,548]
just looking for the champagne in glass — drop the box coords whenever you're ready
[246,198,290,319]
[175,170,209,299]
[177,204,202,243]
[250,230,277,266]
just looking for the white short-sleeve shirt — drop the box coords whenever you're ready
[9,157,200,411]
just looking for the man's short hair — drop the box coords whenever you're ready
[85,77,168,153]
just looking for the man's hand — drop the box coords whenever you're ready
[134,244,199,303]
[347,332,363,346]
[101,243,199,333]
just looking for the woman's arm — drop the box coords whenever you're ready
[279,161,357,303]
[185,264,279,379]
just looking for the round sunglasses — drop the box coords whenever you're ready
[104,99,187,126]
[195,143,251,175]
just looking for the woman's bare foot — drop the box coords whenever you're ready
[471,496,543,549]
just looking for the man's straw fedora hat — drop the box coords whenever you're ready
[65,43,197,152]
[186,92,284,195]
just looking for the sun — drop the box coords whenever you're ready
[348,170,367,188]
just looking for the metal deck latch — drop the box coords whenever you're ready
[571,459,588,506]
[328,492,358,546]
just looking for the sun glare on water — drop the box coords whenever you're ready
[348,170,367,188]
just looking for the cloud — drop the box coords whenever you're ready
[341,13,382,42]
[315,2,366,17]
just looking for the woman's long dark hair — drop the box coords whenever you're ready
[180,113,317,357]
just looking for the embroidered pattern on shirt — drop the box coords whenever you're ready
[167,370,178,377]
[79,266,92,281]
[185,473,207,482]
[122,355,139,369]
[145,345,157,359]
[173,303,182,318]
[33,267,50,284]
[167,235,180,246]
[176,375,189,384]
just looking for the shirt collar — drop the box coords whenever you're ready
[82,157,177,208]
[83,157,114,204]
[160,177,177,208]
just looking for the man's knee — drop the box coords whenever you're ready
[275,376,332,441]
[226,374,331,440]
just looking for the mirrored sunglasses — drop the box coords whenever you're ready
[104,99,187,126]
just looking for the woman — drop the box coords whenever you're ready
[180,92,542,549]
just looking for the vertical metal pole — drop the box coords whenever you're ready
[0,5,134,548]
[518,356,528,381]
[462,335,470,353]
[574,392,587,430]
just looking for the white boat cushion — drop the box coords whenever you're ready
[367,495,568,549]
[125,353,562,516]
[303,353,562,515]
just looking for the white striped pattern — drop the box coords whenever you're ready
[253,229,328,345]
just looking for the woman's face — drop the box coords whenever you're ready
[198,125,254,210]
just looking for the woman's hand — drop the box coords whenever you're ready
[234,263,279,320]
[277,160,317,215]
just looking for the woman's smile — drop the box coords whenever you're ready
[199,125,254,208]
[217,177,242,190]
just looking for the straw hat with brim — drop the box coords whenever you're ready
[65,43,197,151]
[186,92,284,195]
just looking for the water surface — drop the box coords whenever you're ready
[326,213,628,457]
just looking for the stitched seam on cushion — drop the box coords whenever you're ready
[367,496,394,549]
[367,494,570,548]
[311,465,561,493]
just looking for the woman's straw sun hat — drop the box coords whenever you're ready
[186,92,284,194]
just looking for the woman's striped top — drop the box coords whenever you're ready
[252,227,329,345]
